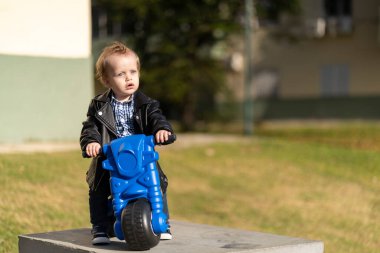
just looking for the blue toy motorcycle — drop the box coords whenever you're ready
[84,134,175,250]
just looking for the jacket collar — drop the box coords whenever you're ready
[134,90,153,109]
[94,89,153,109]
[94,89,113,103]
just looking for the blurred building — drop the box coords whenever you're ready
[0,0,93,142]
[228,0,380,120]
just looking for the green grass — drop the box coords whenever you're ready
[1,123,380,253]
[0,153,90,253]
[256,121,380,151]
[162,139,379,253]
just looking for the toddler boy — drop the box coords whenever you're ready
[80,41,173,245]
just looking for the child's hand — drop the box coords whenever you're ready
[155,130,171,144]
[86,142,101,157]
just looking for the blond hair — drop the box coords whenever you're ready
[95,41,140,85]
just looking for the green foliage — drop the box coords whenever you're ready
[93,0,244,129]
[92,0,303,129]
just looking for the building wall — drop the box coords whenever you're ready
[254,0,380,99]
[0,0,93,142]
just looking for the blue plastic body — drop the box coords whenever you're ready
[102,134,168,240]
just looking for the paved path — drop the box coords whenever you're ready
[0,142,79,154]
[0,134,247,154]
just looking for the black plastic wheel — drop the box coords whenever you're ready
[121,198,160,250]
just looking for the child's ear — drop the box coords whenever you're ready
[101,76,109,87]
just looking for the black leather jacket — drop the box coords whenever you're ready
[80,89,173,191]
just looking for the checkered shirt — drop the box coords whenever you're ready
[110,95,136,137]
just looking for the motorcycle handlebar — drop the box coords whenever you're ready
[157,133,177,146]
[82,134,176,158]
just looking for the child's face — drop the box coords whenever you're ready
[103,53,140,101]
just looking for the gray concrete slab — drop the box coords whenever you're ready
[19,220,324,253]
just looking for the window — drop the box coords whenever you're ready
[324,0,353,35]
[320,64,349,97]
[324,0,352,16]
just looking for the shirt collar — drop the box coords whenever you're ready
[111,94,134,104]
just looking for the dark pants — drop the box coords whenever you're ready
[89,171,170,230]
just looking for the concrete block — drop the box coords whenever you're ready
[19,220,324,253]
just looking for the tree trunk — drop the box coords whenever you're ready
[181,92,196,131]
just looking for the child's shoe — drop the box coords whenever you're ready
[91,226,111,245]
[160,229,173,240]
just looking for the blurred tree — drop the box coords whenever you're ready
[92,0,300,131]
[93,0,243,130]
